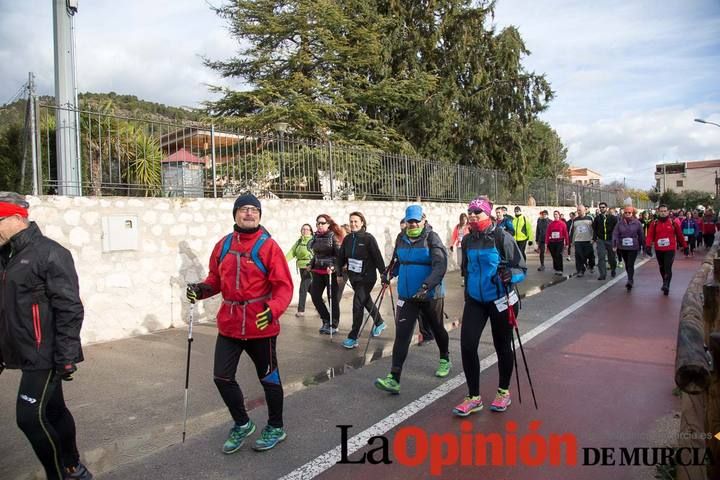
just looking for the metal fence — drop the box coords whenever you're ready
[31,104,652,208]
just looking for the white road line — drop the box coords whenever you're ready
[278,258,650,480]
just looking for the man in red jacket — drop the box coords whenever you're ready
[187,193,293,453]
[645,204,687,295]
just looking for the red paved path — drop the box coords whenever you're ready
[322,255,696,480]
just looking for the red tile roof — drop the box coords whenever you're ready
[162,148,205,164]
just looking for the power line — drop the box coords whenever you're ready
[1,82,29,109]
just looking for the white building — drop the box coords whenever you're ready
[654,159,720,195]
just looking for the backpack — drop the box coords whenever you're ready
[218,230,270,275]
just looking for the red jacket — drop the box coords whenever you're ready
[646,218,687,252]
[545,220,569,246]
[700,216,717,235]
[202,227,293,339]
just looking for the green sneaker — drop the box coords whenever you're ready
[435,359,451,378]
[374,373,400,394]
[253,425,287,451]
[222,420,256,454]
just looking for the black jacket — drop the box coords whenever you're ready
[338,230,386,283]
[593,213,618,241]
[535,218,550,244]
[0,222,84,370]
[308,230,341,271]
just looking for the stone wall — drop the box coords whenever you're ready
[26,196,576,344]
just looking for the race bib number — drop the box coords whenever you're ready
[348,258,363,273]
[657,238,670,247]
[622,237,634,247]
[396,299,405,308]
[684,236,689,242]
[494,290,519,313]
[551,231,560,239]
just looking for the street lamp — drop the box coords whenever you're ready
[694,118,720,128]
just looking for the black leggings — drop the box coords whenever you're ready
[548,242,564,272]
[686,235,696,254]
[214,334,284,428]
[297,268,312,312]
[618,250,638,282]
[655,250,675,286]
[310,272,340,327]
[391,298,449,381]
[703,234,714,248]
[16,370,80,480]
[348,279,383,340]
[460,298,516,396]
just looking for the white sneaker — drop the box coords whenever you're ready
[295,311,304,317]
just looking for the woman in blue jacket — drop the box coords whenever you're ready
[681,211,700,257]
[453,196,527,417]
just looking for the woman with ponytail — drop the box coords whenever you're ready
[308,214,344,334]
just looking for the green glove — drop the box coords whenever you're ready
[256,305,272,330]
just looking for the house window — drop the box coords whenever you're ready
[676,180,683,187]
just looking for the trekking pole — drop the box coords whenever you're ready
[328,269,334,342]
[362,285,390,356]
[506,284,538,409]
[357,283,388,339]
[182,302,195,443]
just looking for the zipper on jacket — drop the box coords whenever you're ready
[32,303,41,350]
[242,304,247,336]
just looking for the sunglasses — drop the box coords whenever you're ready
[316,221,328,226]
[467,210,483,215]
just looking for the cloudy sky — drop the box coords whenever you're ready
[1,0,719,189]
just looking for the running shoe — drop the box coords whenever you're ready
[435,359,452,378]
[452,396,483,417]
[342,338,358,349]
[374,374,400,394]
[222,420,256,454]
[371,322,387,337]
[489,390,512,412]
[253,425,287,451]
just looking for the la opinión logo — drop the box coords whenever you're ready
[336,422,715,476]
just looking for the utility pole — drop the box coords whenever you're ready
[53,0,81,195]
[28,73,39,195]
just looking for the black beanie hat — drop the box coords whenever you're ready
[233,193,262,218]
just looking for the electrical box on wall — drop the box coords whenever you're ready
[101,215,139,252]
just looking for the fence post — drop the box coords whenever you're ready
[328,141,334,200]
[404,155,410,201]
[210,123,217,198]
[457,165,462,203]
[29,74,39,196]
[494,172,498,201]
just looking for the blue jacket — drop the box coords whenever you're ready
[391,225,447,300]
[681,218,699,237]
[497,215,515,235]
[462,225,527,303]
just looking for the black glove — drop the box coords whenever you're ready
[256,305,272,331]
[57,363,76,381]
[186,283,206,304]
[412,284,429,301]
[644,246,652,256]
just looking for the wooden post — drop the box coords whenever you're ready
[707,332,720,480]
[677,393,708,480]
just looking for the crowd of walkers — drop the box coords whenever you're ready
[1,187,713,478]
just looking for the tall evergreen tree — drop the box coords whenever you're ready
[205,0,558,188]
